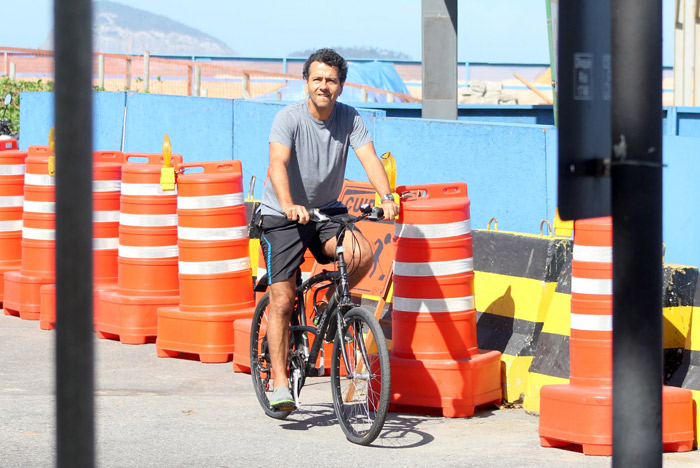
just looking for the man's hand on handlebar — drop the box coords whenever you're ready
[283,204,310,224]
[380,199,400,220]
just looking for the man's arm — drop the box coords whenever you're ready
[354,141,400,219]
[269,141,310,224]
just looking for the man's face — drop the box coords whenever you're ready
[306,61,343,111]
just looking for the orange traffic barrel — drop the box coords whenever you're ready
[4,146,55,320]
[92,151,124,287]
[95,153,182,345]
[0,145,26,305]
[156,160,255,363]
[39,151,124,331]
[389,183,501,417]
[539,217,693,456]
[0,138,18,152]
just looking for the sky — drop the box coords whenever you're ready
[5,0,677,66]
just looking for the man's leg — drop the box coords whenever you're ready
[266,275,296,390]
[322,229,373,288]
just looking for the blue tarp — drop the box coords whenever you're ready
[255,61,411,103]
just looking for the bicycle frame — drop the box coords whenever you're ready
[288,225,360,379]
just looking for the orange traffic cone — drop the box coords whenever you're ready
[4,146,55,320]
[539,217,694,455]
[390,183,502,417]
[94,153,182,344]
[156,160,255,363]
[0,144,26,305]
[39,151,124,330]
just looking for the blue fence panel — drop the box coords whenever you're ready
[663,136,700,268]
[373,117,557,234]
[18,91,126,151]
[124,93,233,163]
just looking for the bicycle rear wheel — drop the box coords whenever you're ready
[331,307,390,445]
[250,292,293,420]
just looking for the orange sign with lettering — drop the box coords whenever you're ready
[336,180,394,298]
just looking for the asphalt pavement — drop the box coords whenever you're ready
[1,312,698,468]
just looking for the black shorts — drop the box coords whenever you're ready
[259,212,354,284]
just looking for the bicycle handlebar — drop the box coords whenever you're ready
[308,204,384,224]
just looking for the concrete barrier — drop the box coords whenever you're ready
[473,228,571,403]
[667,266,700,446]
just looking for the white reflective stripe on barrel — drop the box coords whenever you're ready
[179,257,250,275]
[0,219,23,232]
[394,219,471,239]
[394,258,473,277]
[0,164,25,175]
[118,244,178,259]
[301,271,310,281]
[177,192,245,209]
[393,295,475,313]
[119,213,177,227]
[257,266,267,277]
[24,173,55,186]
[571,277,612,295]
[177,225,248,241]
[93,210,120,223]
[573,245,612,263]
[23,200,55,213]
[120,182,177,196]
[571,313,613,332]
[93,237,119,250]
[93,180,121,192]
[0,195,24,208]
[23,227,55,240]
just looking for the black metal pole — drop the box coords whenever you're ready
[611,0,663,466]
[54,0,95,467]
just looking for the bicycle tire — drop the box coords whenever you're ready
[249,292,293,420]
[330,306,391,445]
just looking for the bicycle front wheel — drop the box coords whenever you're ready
[331,307,390,445]
[250,292,293,420]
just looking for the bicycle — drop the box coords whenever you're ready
[249,204,391,445]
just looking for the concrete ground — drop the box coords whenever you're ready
[1,312,698,468]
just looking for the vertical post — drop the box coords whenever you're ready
[98,54,104,89]
[54,0,95,467]
[187,65,193,96]
[545,0,559,126]
[242,72,251,99]
[694,0,700,105]
[9,62,16,80]
[421,0,458,120]
[125,57,132,90]
[3,52,8,76]
[674,0,684,106]
[143,50,150,92]
[683,0,695,104]
[194,65,201,97]
[611,0,663,466]
[361,88,368,102]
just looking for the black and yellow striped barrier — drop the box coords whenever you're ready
[667,266,700,446]
[473,227,572,403]
[525,263,699,416]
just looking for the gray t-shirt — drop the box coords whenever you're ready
[260,99,372,216]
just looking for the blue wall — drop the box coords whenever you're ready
[18,92,699,268]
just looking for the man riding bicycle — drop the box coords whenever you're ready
[256,48,400,411]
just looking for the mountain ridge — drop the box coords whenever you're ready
[41,1,237,56]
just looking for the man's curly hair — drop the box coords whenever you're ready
[302,48,348,85]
